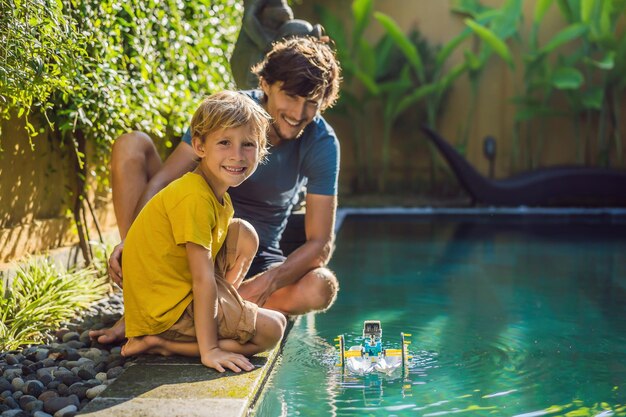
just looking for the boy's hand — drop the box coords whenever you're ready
[201,348,254,373]
[108,241,124,287]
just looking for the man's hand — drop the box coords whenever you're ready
[238,272,276,307]
[201,347,254,373]
[108,241,124,287]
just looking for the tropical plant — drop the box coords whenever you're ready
[510,0,626,168]
[316,0,442,192]
[0,0,241,262]
[0,256,109,351]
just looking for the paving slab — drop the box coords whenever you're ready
[79,322,292,417]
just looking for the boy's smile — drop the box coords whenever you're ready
[192,125,260,200]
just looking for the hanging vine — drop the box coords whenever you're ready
[0,0,242,264]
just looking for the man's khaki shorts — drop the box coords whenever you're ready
[159,221,258,344]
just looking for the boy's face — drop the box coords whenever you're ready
[192,124,261,198]
[260,79,322,143]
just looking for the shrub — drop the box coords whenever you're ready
[0,256,109,351]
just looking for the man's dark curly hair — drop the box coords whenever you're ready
[252,36,342,112]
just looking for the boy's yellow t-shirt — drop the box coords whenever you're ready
[123,172,234,338]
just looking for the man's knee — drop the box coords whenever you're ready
[305,267,339,313]
[112,131,157,166]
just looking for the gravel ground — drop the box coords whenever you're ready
[0,291,129,417]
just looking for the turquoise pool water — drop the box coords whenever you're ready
[253,215,626,417]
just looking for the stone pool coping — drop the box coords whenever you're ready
[78,321,292,417]
[336,206,626,231]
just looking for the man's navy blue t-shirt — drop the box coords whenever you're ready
[182,90,340,250]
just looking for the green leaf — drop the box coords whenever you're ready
[556,0,574,22]
[315,5,348,54]
[514,104,565,121]
[435,9,499,68]
[539,23,588,54]
[464,18,514,68]
[580,0,598,24]
[464,50,481,71]
[551,66,584,89]
[533,0,554,24]
[357,38,377,78]
[451,0,489,17]
[490,0,523,39]
[374,12,425,82]
[396,83,439,115]
[585,52,615,70]
[581,87,603,110]
[353,68,380,95]
[435,29,472,69]
[351,0,374,50]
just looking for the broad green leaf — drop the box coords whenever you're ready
[539,23,588,54]
[555,0,574,22]
[580,0,598,24]
[490,0,523,39]
[436,29,472,69]
[451,0,489,17]
[438,62,469,92]
[351,0,373,50]
[551,66,584,89]
[584,52,615,70]
[373,34,396,78]
[514,104,565,121]
[581,87,604,110]
[465,18,514,68]
[315,5,348,54]
[464,50,481,71]
[353,68,380,95]
[534,0,554,24]
[357,39,377,78]
[396,83,438,115]
[374,12,425,82]
[435,8,500,68]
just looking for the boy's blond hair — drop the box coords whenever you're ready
[190,91,271,160]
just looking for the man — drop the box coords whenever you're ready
[91,36,342,344]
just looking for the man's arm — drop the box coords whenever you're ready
[241,193,336,306]
[186,242,252,373]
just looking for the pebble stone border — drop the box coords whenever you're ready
[0,292,127,417]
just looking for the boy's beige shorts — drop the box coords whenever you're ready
[159,221,258,344]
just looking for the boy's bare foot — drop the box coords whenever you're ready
[121,335,170,357]
[89,318,126,344]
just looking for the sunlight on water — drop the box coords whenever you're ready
[252,217,626,417]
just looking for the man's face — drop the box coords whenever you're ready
[261,80,322,142]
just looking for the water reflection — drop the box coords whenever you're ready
[253,217,626,417]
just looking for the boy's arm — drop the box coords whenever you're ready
[186,242,253,373]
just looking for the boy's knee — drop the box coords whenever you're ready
[230,218,259,256]
[260,310,286,349]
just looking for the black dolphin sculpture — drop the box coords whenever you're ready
[421,126,626,206]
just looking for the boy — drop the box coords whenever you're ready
[120,91,286,372]
[92,37,342,344]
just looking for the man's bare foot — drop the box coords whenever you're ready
[89,318,126,344]
[121,335,170,357]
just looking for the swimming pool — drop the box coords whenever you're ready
[252,211,626,417]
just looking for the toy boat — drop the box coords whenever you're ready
[335,320,411,375]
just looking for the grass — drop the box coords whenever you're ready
[0,245,110,351]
